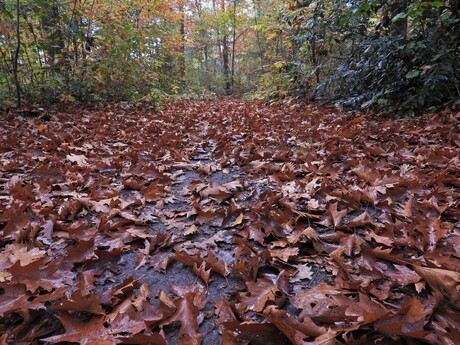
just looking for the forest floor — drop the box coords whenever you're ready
[0,99,459,345]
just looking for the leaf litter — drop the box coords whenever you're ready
[0,100,459,344]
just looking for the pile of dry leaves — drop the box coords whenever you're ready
[0,100,459,344]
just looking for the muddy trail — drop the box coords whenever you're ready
[0,99,459,344]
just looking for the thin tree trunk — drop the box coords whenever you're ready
[204,45,211,90]
[0,48,12,96]
[214,0,222,77]
[254,0,264,71]
[220,0,231,95]
[71,0,79,69]
[179,3,186,86]
[222,37,230,94]
[13,0,21,108]
[231,0,236,93]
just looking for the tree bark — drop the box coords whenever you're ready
[220,0,231,95]
[13,0,21,108]
[231,0,236,93]
[179,2,186,86]
[254,0,264,72]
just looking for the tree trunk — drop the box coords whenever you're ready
[231,0,236,93]
[254,0,264,72]
[220,0,231,95]
[204,45,211,90]
[179,3,186,87]
[222,38,230,94]
[13,0,21,108]
[71,0,79,68]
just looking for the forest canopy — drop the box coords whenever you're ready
[0,0,459,113]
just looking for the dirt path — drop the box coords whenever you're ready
[0,100,459,344]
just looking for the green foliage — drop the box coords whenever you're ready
[250,60,312,104]
[0,0,187,106]
[262,0,460,114]
[328,0,460,114]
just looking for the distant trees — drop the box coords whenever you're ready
[1,0,293,105]
[1,0,457,113]
[185,0,284,96]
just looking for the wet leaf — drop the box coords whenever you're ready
[42,314,116,344]
[236,278,285,314]
[52,291,105,315]
[414,266,460,308]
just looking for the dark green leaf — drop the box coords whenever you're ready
[406,70,420,79]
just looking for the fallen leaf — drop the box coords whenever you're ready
[66,154,89,166]
[230,212,244,227]
[268,247,299,262]
[236,278,285,314]
[52,291,105,315]
[184,224,199,236]
[42,314,116,344]
[193,261,211,284]
[264,305,326,341]
[8,247,46,266]
[414,266,460,308]
[290,264,314,283]
[162,292,204,344]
